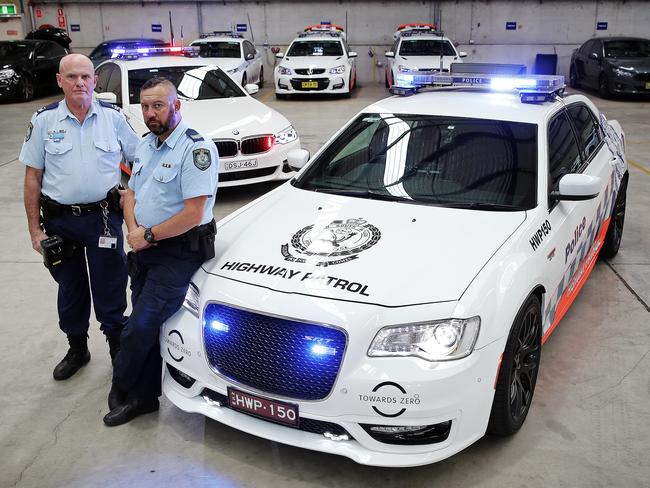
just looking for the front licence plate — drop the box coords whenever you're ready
[645,82,650,90]
[302,81,318,88]
[224,159,258,171]
[228,387,299,427]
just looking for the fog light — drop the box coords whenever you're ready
[360,421,452,445]
[166,363,196,388]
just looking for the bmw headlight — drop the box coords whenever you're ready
[276,125,298,145]
[227,63,245,74]
[0,68,16,80]
[278,66,292,75]
[182,282,200,317]
[613,67,634,78]
[398,64,413,73]
[368,317,481,361]
[329,65,346,74]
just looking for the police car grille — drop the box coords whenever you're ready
[241,136,275,155]
[295,68,326,75]
[201,388,353,438]
[290,78,330,91]
[214,140,238,158]
[219,166,276,182]
[203,303,346,400]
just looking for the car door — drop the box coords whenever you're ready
[583,40,603,89]
[542,105,612,336]
[242,41,258,83]
[32,42,60,88]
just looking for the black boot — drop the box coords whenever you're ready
[108,383,125,410]
[106,334,121,363]
[53,334,91,381]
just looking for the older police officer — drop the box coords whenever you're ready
[104,76,218,426]
[20,53,139,380]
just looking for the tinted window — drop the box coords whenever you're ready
[604,39,650,58]
[243,41,255,57]
[37,42,59,57]
[193,41,241,58]
[399,39,456,56]
[294,114,538,210]
[287,41,343,56]
[0,41,33,58]
[127,66,245,104]
[105,65,122,104]
[548,111,582,189]
[568,105,602,162]
[95,64,113,92]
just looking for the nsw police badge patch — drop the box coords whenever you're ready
[25,122,33,142]
[193,148,211,171]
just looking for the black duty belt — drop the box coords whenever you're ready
[40,189,121,218]
[163,220,217,245]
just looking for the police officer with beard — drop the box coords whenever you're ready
[104,76,218,426]
[20,53,138,380]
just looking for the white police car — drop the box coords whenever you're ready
[274,24,357,98]
[385,23,467,89]
[160,68,628,466]
[190,32,264,87]
[94,47,300,187]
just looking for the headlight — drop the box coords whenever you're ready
[368,317,480,361]
[278,66,292,75]
[613,67,634,78]
[329,65,346,74]
[398,64,413,73]
[182,282,200,317]
[0,68,16,80]
[276,125,298,145]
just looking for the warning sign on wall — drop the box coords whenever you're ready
[58,15,65,28]
[35,8,42,18]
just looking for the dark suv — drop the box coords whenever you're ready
[569,37,650,98]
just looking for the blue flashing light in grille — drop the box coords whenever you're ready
[203,303,346,400]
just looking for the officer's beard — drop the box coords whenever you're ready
[147,108,176,136]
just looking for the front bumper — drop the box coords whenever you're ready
[217,138,300,187]
[0,78,20,99]
[275,73,350,95]
[161,305,504,467]
[610,74,650,94]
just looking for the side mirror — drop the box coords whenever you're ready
[385,51,395,58]
[551,174,601,202]
[95,92,117,104]
[245,53,254,61]
[348,51,357,58]
[459,51,468,58]
[589,52,599,60]
[244,83,259,95]
[287,148,310,170]
[276,52,284,59]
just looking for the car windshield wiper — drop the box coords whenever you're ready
[432,202,526,211]
[313,187,412,202]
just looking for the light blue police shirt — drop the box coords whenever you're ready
[19,100,139,205]
[129,119,219,229]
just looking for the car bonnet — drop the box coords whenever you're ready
[204,185,526,307]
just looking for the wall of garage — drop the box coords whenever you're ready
[21,0,650,82]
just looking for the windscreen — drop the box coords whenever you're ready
[0,42,33,58]
[604,39,650,58]
[399,39,456,56]
[293,113,538,210]
[194,41,242,58]
[128,66,245,104]
[287,40,344,57]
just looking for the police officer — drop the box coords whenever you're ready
[104,76,218,426]
[20,53,139,380]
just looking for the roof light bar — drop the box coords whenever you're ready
[199,30,243,39]
[390,70,565,103]
[110,46,200,59]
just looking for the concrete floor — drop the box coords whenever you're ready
[1,82,649,488]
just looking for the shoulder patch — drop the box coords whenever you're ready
[24,122,33,142]
[186,128,204,142]
[193,148,212,171]
[98,100,120,111]
[35,102,59,117]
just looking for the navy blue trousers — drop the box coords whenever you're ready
[112,242,203,401]
[44,211,128,337]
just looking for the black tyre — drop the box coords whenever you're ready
[18,75,34,102]
[257,68,264,88]
[598,74,611,99]
[488,294,542,436]
[569,66,580,89]
[600,174,627,260]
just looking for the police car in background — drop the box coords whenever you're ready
[190,32,264,87]
[384,23,466,89]
[94,46,300,187]
[160,66,628,466]
[274,24,357,98]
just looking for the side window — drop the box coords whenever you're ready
[567,104,602,163]
[243,41,254,58]
[392,39,400,54]
[95,65,112,93]
[579,40,592,55]
[548,111,582,191]
[36,42,56,58]
[105,65,122,105]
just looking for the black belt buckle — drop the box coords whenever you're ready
[71,205,82,216]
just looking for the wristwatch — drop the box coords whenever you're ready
[144,227,156,244]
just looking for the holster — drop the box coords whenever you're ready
[126,251,140,280]
[197,220,217,261]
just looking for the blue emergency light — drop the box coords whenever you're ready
[110,45,200,60]
[391,70,565,103]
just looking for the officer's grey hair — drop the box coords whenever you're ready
[141,76,178,100]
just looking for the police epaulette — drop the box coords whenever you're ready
[35,102,59,116]
[98,100,120,111]
[186,128,204,142]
